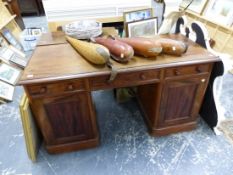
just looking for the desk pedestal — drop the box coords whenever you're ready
[24,63,212,154]
[138,72,210,136]
[25,80,99,154]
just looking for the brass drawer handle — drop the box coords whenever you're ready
[201,79,206,83]
[40,87,47,94]
[174,70,181,75]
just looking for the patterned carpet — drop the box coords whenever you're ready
[1,86,233,175]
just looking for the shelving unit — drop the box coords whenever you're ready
[0,14,16,30]
[0,0,23,103]
[0,0,21,39]
[184,11,233,57]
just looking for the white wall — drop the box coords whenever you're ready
[42,0,151,21]
[164,0,182,15]
[42,0,181,22]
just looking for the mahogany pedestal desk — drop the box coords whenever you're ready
[18,34,219,154]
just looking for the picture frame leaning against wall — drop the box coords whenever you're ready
[204,0,233,26]
[127,17,158,37]
[123,8,153,37]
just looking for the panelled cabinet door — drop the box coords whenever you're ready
[32,92,95,145]
[159,75,209,127]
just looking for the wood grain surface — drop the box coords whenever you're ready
[18,34,219,85]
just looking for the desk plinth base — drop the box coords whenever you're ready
[45,136,100,154]
[148,122,197,136]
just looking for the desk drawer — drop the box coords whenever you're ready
[90,69,160,90]
[165,64,211,78]
[27,79,86,97]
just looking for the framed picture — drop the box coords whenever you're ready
[1,27,23,50]
[9,46,28,68]
[123,8,153,37]
[0,36,9,47]
[0,63,21,85]
[19,94,42,162]
[180,0,208,14]
[0,46,13,63]
[127,17,158,38]
[123,8,153,23]
[204,0,233,26]
[0,45,27,68]
[0,80,14,101]
[9,53,28,68]
[31,28,42,36]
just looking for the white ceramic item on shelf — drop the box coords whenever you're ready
[63,20,102,40]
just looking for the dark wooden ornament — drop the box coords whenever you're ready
[190,22,224,128]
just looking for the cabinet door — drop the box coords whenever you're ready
[159,75,209,127]
[31,92,96,145]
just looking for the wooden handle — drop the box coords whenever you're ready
[67,84,74,91]
[140,73,146,80]
[40,87,47,94]
[174,70,181,75]
[196,67,202,73]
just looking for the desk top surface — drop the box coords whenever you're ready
[19,33,219,85]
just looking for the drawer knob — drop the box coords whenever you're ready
[201,79,206,83]
[196,67,202,73]
[67,84,74,90]
[140,74,146,80]
[174,70,181,75]
[40,87,47,94]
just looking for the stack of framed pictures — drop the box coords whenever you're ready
[0,34,25,103]
[123,8,158,37]
[204,0,233,27]
[1,27,23,51]
[179,0,233,27]
[179,0,208,15]
[0,25,41,103]
[0,63,21,102]
[0,44,28,68]
[0,80,14,102]
[0,63,21,85]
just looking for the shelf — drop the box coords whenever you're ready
[0,14,16,30]
[184,11,233,33]
[182,11,233,57]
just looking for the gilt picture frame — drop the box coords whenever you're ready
[204,0,233,26]
[127,17,158,38]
